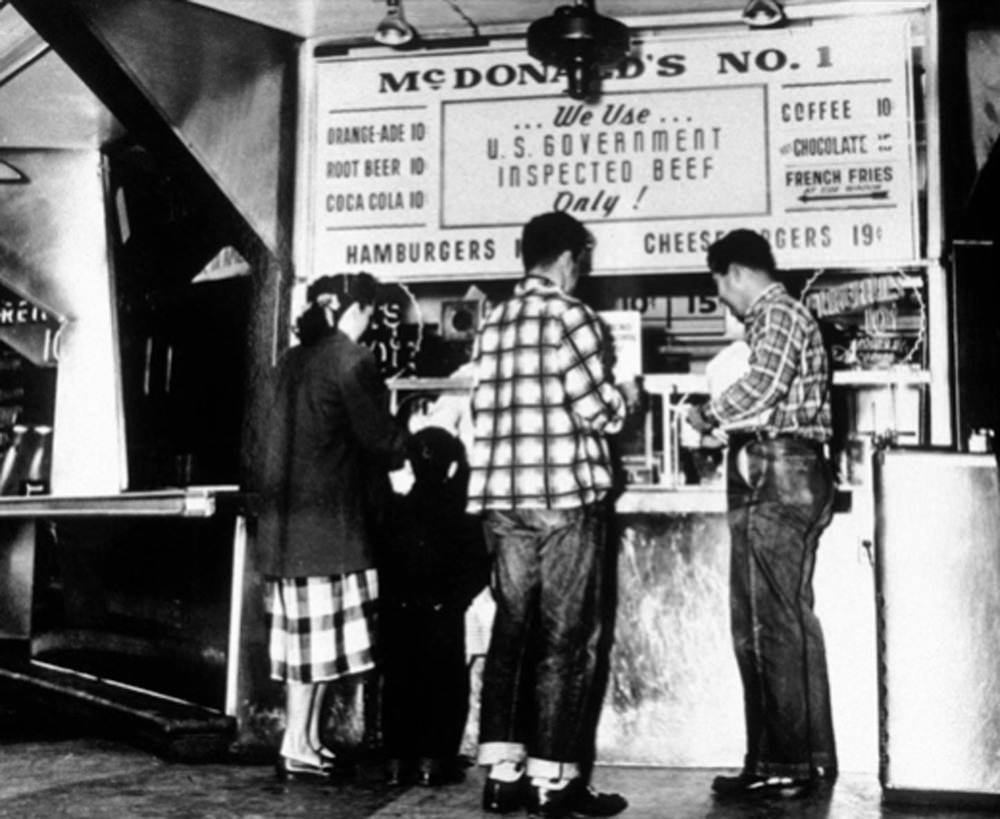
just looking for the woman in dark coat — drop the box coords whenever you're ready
[256,272,407,779]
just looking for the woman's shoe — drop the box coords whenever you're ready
[274,756,334,783]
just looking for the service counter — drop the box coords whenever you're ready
[0,476,883,770]
[391,374,884,771]
[0,487,248,759]
[592,484,879,771]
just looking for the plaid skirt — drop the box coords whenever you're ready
[266,570,378,684]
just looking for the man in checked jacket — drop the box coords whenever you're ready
[686,229,837,800]
[468,212,637,819]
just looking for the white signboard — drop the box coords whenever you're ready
[598,310,643,382]
[306,16,918,280]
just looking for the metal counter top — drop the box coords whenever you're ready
[615,486,727,514]
[0,486,243,518]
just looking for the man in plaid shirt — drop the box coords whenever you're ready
[686,229,836,800]
[470,212,634,818]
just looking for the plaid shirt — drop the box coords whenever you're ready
[705,283,832,442]
[467,277,626,511]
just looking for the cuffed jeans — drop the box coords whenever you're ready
[478,504,608,779]
[727,436,836,779]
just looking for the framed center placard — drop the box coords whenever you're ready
[301,15,919,280]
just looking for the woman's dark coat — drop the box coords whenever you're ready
[255,330,407,578]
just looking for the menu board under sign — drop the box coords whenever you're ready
[307,16,918,279]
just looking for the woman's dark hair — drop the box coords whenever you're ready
[521,211,593,272]
[295,272,379,344]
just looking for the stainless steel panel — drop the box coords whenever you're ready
[598,505,879,770]
[875,449,1000,797]
[599,513,744,766]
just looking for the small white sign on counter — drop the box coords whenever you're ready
[598,310,643,384]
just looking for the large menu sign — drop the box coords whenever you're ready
[306,16,918,279]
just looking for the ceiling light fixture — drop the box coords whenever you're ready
[740,0,788,29]
[374,0,416,47]
[527,0,630,103]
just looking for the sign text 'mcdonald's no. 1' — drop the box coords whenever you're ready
[305,15,919,280]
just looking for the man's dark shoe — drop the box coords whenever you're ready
[530,780,628,817]
[711,771,813,799]
[483,776,528,813]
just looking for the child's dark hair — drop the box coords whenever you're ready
[706,229,776,276]
[295,272,378,344]
[408,426,467,488]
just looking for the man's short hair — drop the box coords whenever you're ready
[706,229,776,276]
[521,211,593,272]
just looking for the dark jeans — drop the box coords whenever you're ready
[478,504,609,776]
[727,436,836,779]
[381,601,469,760]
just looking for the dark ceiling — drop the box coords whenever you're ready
[184,0,887,42]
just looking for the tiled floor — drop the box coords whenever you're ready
[0,720,994,819]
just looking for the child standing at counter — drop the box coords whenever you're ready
[379,425,488,787]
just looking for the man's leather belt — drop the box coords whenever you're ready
[727,430,825,453]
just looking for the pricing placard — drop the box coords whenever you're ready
[304,16,918,280]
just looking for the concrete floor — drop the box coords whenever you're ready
[0,715,995,819]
